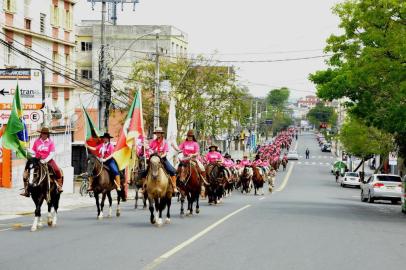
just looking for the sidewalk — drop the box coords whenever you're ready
[0,182,136,221]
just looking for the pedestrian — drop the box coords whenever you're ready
[305,148,310,159]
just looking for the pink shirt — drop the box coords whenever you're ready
[32,138,55,159]
[149,138,168,155]
[241,159,251,166]
[205,151,223,163]
[96,142,114,159]
[223,158,234,168]
[252,159,262,167]
[179,141,200,156]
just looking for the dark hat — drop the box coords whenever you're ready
[208,145,218,150]
[101,132,113,139]
[38,127,51,134]
[224,153,231,158]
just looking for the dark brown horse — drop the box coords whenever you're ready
[145,155,173,226]
[252,166,265,195]
[130,156,147,209]
[177,159,202,216]
[86,154,124,219]
[205,163,226,205]
[23,158,61,231]
[282,159,288,171]
[240,166,252,194]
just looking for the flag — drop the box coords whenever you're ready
[166,96,178,166]
[113,89,144,170]
[83,105,102,154]
[2,84,30,159]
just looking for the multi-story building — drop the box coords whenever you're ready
[297,95,320,108]
[0,0,77,129]
[0,0,76,190]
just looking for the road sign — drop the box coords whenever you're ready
[265,119,273,125]
[389,152,397,165]
[0,110,44,124]
[0,69,44,110]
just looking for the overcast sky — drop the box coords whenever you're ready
[76,0,342,100]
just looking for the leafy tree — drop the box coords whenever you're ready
[307,103,337,128]
[309,0,406,157]
[267,87,290,109]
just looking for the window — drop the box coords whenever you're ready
[40,13,46,34]
[4,0,16,12]
[81,70,92,80]
[81,42,92,51]
[52,52,60,73]
[4,43,14,66]
[24,46,31,67]
[64,9,72,30]
[51,5,59,26]
[24,18,31,30]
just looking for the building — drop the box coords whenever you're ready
[0,0,76,189]
[297,95,320,108]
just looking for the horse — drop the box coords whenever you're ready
[86,154,124,219]
[224,167,238,197]
[177,159,202,216]
[205,163,226,205]
[23,158,61,232]
[145,155,173,226]
[130,156,147,209]
[239,166,253,194]
[252,166,265,195]
[282,159,288,171]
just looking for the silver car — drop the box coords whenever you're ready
[360,174,402,204]
[340,172,360,187]
[287,151,299,160]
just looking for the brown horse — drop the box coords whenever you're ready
[23,158,61,231]
[86,154,124,219]
[145,155,173,226]
[205,163,226,205]
[252,166,265,195]
[177,159,202,216]
[240,166,252,194]
[282,159,288,171]
[130,156,147,209]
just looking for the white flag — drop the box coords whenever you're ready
[166,96,178,167]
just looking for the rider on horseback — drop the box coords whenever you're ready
[86,132,121,191]
[146,127,178,193]
[240,155,251,167]
[21,127,63,197]
[205,145,223,164]
[174,130,207,184]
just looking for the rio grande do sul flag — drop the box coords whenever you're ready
[113,89,144,170]
[83,106,102,154]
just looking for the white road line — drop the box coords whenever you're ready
[143,204,251,270]
[259,197,265,201]
[297,162,302,165]
[319,162,323,165]
[312,162,316,165]
[0,228,13,232]
[276,162,295,192]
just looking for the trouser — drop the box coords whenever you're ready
[48,159,63,189]
[105,159,121,190]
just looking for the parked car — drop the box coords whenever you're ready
[339,172,360,187]
[321,143,331,152]
[360,174,402,204]
[402,176,406,214]
[287,151,299,160]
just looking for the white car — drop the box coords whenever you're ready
[287,151,299,160]
[360,174,402,204]
[339,172,360,187]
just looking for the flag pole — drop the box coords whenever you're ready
[138,87,147,169]
[80,95,89,159]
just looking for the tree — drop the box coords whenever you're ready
[307,103,337,128]
[267,87,289,109]
[309,0,406,157]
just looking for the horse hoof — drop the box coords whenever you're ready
[196,209,200,214]
[97,215,103,220]
[30,227,37,232]
[156,218,163,227]
[165,218,171,224]
[116,211,121,217]
[186,212,192,217]
[47,220,52,227]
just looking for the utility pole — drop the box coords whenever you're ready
[153,32,160,129]
[88,0,140,131]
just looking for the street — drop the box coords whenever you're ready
[1,133,405,270]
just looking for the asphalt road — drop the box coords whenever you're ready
[1,133,405,270]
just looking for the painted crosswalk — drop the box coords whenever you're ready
[298,155,334,159]
[296,161,331,166]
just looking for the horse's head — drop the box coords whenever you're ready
[177,161,190,182]
[23,158,42,185]
[87,154,101,176]
[149,155,161,180]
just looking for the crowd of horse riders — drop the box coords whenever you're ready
[20,125,296,229]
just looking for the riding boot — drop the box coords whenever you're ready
[87,176,93,191]
[56,178,64,193]
[170,175,178,193]
[114,175,121,191]
[20,178,30,197]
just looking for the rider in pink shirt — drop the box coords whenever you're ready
[205,145,223,164]
[223,155,235,168]
[240,155,251,167]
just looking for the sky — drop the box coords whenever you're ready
[76,0,342,100]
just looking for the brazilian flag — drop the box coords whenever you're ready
[2,84,30,159]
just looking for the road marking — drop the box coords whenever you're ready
[259,197,265,200]
[276,162,295,192]
[319,162,323,165]
[297,161,302,165]
[143,204,251,270]
[0,228,13,232]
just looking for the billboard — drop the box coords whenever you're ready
[0,69,44,110]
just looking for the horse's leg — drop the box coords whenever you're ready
[165,196,171,224]
[115,190,121,217]
[31,195,44,232]
[95,193,102,219]
[101,192,107,218]
[134,186,139,209]
[106,192,112,217]
[180,193,185,217]
[52,193,60,226]
[148,197,156,224]
[156,198,163,226]
[186,193,192,216]
[196,193,200,214]
[47,198,53,227]
[143,191,147,209]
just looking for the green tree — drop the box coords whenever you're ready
[267,87,290,109]
[309,0,406,157]
[307,103,337,128]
